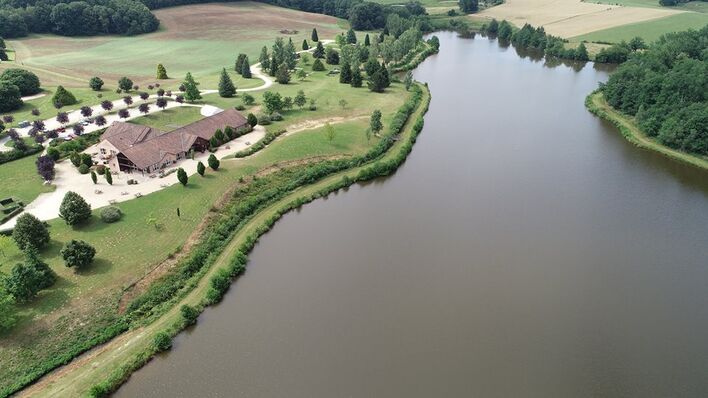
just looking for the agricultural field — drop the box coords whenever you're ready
[0,50,411,394]
[583,0,708,12]
[571,11,708,42]
[477,0,684,37]
[1,2,345,89]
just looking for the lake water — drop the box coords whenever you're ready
[116,32,708,397]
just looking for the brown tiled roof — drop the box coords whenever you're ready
[121,132,197,170]
[170,108,248,140]
[100,109,247,171]
[102,122,164,152]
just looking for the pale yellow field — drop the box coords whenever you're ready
[478,0,682,37]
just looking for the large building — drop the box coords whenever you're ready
[96,108,248,173]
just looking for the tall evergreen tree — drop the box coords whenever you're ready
[313,41,325,59]
[269,54,279,76]
[346,28,357,44]
[285,39,297,69]
[311,28,319,42]
[241,55,252,78]
[339,60,352,84]
[235,53,247,74]
[302,39,309,51]
[183,72,201,102]
[364,34,371,46]
[259,46,270,70]
[218,68,236,98]
[351,66,363,88]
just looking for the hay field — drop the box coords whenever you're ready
[477,0,683,37]
[2,1,345,88]
[571,11,708,42]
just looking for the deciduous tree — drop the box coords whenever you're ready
[59,191,92,226]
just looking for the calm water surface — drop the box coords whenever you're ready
[116,32,708,397]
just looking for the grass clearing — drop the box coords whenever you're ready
[571,12,708,43]
[130,106,204,131]
[583,0,708,12]
[0,155,54,204]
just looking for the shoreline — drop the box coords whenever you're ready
[15,85,431,398]
[586,91,708,172]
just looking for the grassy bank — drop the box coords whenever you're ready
[17,84,430,398]
[586,91,708,171]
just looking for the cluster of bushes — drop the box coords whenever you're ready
[594,38,646,64]
[600,26,707,157]
[0,68,41,112]
[0,0,159,38]
[508,23,590,62]
[0,140,43,165]
[232,129,286,158]
[48,129,104,159]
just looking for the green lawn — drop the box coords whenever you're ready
[0,52,410,394]
[0,155,54,204]
[130,106,204,131]
[571,12,708,43]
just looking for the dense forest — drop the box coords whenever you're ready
[0,0,427,38]
[601,26,707,157]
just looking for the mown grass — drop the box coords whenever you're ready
[0,54,409,396]
[0,155,54,204]
[571,12,708,43]
[130,106,204,131]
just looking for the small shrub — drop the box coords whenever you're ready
[180,304,199,325]
[61,240,96,269]
[235,104,246,111]
[152,331,172,352]
[100,206,122,223]
[257,114,271,125]
[270,112,283,121]
[78,164,90,174]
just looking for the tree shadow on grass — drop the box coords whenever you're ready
[76,257,113,276]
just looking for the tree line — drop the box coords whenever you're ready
[0,0,159,38]
[601,26,707,157]
[0,0,430,38]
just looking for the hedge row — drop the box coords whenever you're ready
[232,129,286,159]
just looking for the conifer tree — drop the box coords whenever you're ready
[218,68,236,98]
[302,39,309,51]
[346,28,357,44]
[313,41,325,59]
[240,56,252,78]
[156,64,168,79]
[364,34,370,46]
[351,66,363,88]
[183,72,201,102]
[311,28,319,42]
[259,46,270,70]
[339,60,352,84]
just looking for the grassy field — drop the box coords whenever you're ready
[2,2,345,89]
[0,155,55,204]
[571,12,708,42]
[130,106,204,131]
[0,52,410,395]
